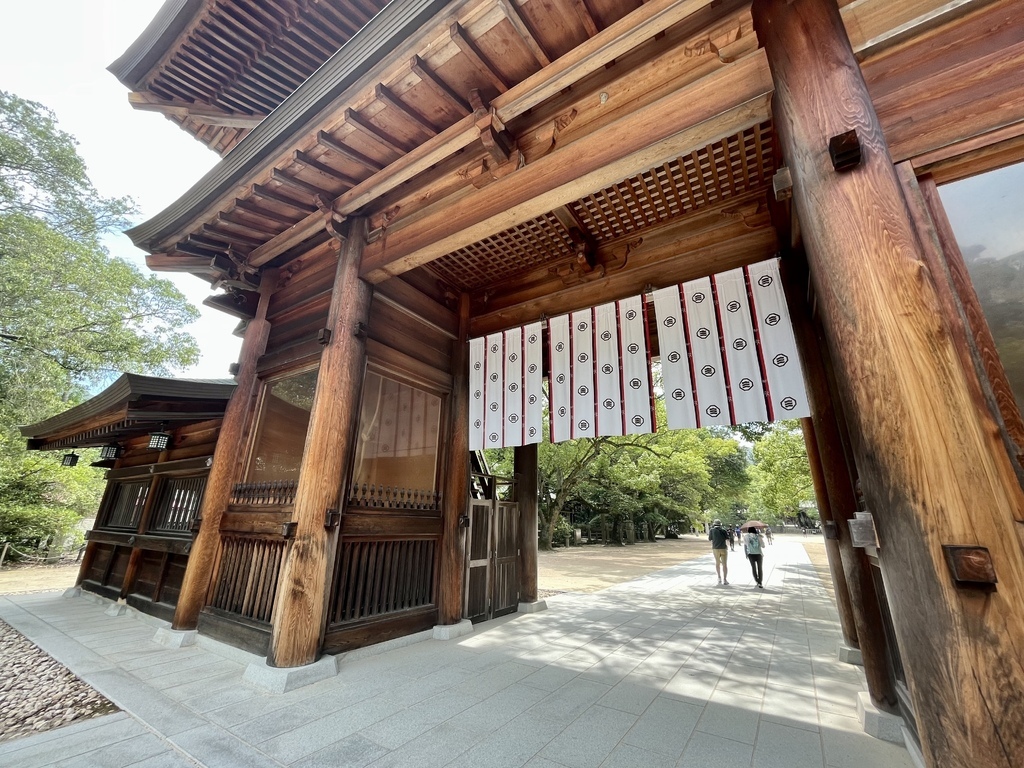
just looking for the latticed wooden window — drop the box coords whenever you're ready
[149,475,207,534]
[103,481,149,529]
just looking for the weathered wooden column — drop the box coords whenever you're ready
[173,270,277,630]
[269,218,371,667]
[783,255,895,708]
[515,442,539,604]
[437,292,471,625]
[753,1,1024,765]
[799,417,858,649]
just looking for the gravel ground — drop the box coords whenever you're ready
[0,618,117,743]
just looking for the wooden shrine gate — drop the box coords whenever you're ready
[464,474,519,623]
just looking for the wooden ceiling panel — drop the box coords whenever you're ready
[430,123,776,293]
[430,211,576,290]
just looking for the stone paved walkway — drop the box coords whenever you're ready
[0,540,914,767]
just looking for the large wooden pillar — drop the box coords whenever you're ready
[438,292,470,625]
[753,2,1024,765]
[784,256,895,708]
[173,270,277,630]
[268,219,371,667]
[515,443,539,604]
[799,417,858,649]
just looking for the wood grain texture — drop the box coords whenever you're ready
[172,271,278,631]
[438,293,471,625]
[268,219,373,668]
[515,443,539,603]
[754,1,1024,764]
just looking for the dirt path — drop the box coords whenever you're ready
[0,563,79,595]
[538,536,713,594]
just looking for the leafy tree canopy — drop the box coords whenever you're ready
[0,92,201,557]
[749,420,816,524]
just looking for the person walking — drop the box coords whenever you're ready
[744,526,766,588]
[709,519,730,585]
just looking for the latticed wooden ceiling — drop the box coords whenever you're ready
[429,122,776,292]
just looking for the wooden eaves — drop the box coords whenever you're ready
[126,0,1024,331]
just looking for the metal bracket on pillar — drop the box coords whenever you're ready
[822,520,839,540]
[849,511,878,549]
[281,522,297,539]
[828,129,861,171]
[324,508,341,529]
[228,362,240,376]
[317,328,332,345]
[772,166,793,200]
[353,322,368,340]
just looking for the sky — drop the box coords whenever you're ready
[1,0,242,380]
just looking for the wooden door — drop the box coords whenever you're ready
[491,501,519,618]
[464,497,520,623]
[464,499,492,623]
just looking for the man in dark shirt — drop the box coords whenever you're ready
[709,519,730,585]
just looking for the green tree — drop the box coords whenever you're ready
[0,92,200,557]
[749,420,815,524]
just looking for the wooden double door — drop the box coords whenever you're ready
[464,497,519,623]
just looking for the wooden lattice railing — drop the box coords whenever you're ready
[329,538,436,625]
[346,484,441,511]
[230,480,298,507]
[209,534,287,624]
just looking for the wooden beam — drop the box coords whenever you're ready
[495,0,551,67]
[569,0,601,37]
[360,51,773,282]
[343,107,409,155]
[316,130,384,173]
[233,197,299,227]
[842,0,995,58]
[271,168,330,198]
[372,276,458,339]
[242,0,721,271]
[172,270,278,631]
[375,83,439,137]
[269,219,372,668]
[754,1,1024,764]
[410,55,471,115]
[128,92,266,127]
[450,22,511,93]
[252,183,317,213]
[293,151,359,187]
[145,253,218,274]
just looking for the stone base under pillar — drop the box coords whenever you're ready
[857,691,905,744]
[153,628,197,648]
[243,654,338,694]
[62,587,81,599]
[518,600,547,614]
[433,620,473,640]
[104,600,129,617]
[838,642,863,666]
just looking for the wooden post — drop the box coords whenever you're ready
[783,255,895,708]
[119,456,166,600]
[268,218,371,668]
[437,293,471,625]
[172,270,277,630]
[800,417,858,649]
[515,442,539,604]
[753,1,1024,765]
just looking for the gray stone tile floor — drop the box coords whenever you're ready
[0,540,915,767]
